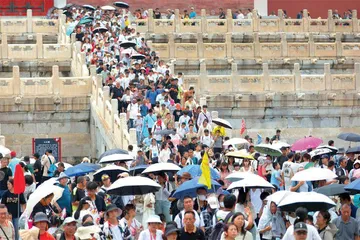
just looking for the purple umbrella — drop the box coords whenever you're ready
[291,136,323,151]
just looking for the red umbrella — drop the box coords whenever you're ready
[291,136,323,151]
[13,164,25,194]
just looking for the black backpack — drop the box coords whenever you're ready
[210,212,234,240]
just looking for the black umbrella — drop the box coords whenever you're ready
[83,4,96,11]
[93,27,108,34]
[346,146,360,154]
[113,1,129,8]
[120,41,136,49]
[99,148,129,161]
[212,118,233,129]
[129,165,149,176]
[338,133,360,142]
[314,183,348,196]
[131,53,146,60]
[153,129,176,136]
[107,176,161,196]
[93,165,129,182]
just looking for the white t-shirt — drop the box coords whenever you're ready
[282,161,294,190]
[138,229,162,240]
[282,224,321,240]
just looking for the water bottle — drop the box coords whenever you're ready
[61,208,66,220]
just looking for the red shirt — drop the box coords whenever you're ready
[39,231,55,240]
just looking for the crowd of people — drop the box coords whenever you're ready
[1,3,360,240]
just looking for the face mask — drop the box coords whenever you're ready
[220,202,225,208]
[198,195,206,201]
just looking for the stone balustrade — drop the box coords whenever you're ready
[148,32,360,60]
[183,62,360,95]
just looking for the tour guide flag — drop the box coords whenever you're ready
[198,152,211,189]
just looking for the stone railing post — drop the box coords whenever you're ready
[309,33,315,57]
[111,99,118,133]
[0,136,5,146]
[303,9,309,32]
[231,62,237,91]
[27,9,33,32]
[254,33,260,57]
[199,60,207,94]
[355,63,360,91]
[52,65,60,95]
[294,63,301,91]
[119,113,128,148]
[174,9,180,33]
[278,9,285,32]
[352,10,358,32]
[252,9,259,32]
[129,129,137,146]
[36,34,43,58]
[324,63,332,90]
[13,66,20,96]
[263,63,270,91]
[226,33,232,58]
[227,9,233,32]
[89,65,96,76]
[168,33,175,58]
[197,33,204,58]
[148,9,154,33]
[328,10,334,32]
[281,33,287,57]
[199,97,207,106]
[2,33,7,59]
[335,32,342,57]
[103,86,110,118]
[95,74,102,105]
[201,9,207,33]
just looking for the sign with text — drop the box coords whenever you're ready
[32,138,62,162]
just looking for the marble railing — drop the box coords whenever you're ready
[183,62,360,95]
[148,32,360,59]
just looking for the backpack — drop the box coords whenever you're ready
[47,157,56,177]
[210,211,234,240]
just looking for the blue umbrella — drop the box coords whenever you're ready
[129,165,149,176]
[172,177,221,199]
[345,178,360,194]
[177,165,220,180]
[65,163,100,177]
[338,133,360,142]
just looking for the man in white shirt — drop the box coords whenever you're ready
[127,98,139,128]
[282,152,295,191]
[174,196,205,232]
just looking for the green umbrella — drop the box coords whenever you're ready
[254,144,282,157]
[78,17,94,25]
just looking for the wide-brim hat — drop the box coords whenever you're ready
[146,215,162,224]
[165,223,179,236]
[75,225,101,239]
[57,172,70,181]
[33,212,50,223]
[105,204,122,217]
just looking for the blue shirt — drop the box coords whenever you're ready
[146,90,158,105]
[140,104,148,117]
[189,11,197,19]
[8,158,20,175]
[56,184,72,215]
[144,114,156,128]
[270,169,281,188]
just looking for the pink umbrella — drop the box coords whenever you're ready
[291,136,323,151]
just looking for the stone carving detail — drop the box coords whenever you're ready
[53,95,62,105]
[154,20,173,27]
[271,76,293,84]
[316,45,335,51]
[176,45,196,51]
[235,94,243,100]
[332,76,354,83]
[233,20,252,26]
[46,45,70,52]
[185,78,198,84]
[205,45,225,51]
[233,45,253,51]
[289,45,307,51]
[14,96,22,105]
[0,80,9,86]
[343,45,360,51]
[261,45,281,51]
[3,20,25,26]
[239,76,262,84]
[62,78,88,85]
[284,20,302,26]
[266,93,275,101]
[11,45,34,52]
[302,76,324,83]
[327,93,337,100]
[207,20,226,26]
[34,20,57,26]
[24,79,49,86]
[296,93,305,100]
[260,20,278,27]
[309,20,327,26]
[152,45,168,51]
[209,77,230,84]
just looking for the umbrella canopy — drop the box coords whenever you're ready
[24,178,64,215]
[271,141,291,149]
[176,165,220,180]
[66,22,77,36]
[314,183,348,196]
[225,172,266,183]
[172,177,221,199]
[120,41,136,49]
[212,118,233,129]
[227,177,274,191]
[107,176,161,196]
[78,17,93,25]
[83,4,96,11]
[346,146,360,154]
[344,178,360,194]
[65,163,100,177]
[309,148,332,159]
[316,145,338,155]
[93,165,129,182]
[131,53,146,60]
[121,48,135,57]
[291,136,323,151]
[223,138,249,146]
[101,5,116,10]
[225,151,254,160]
[114,1,129,8]
[254,144,282,157]
[338,132,360,142]
[0,145,11,157]
[55,162,73,170]
[99,153,134,164]
[291,167,337,182]
[142,163,181,175]
[99,149,129,160]
[278,192,336,212]
[153,129,176,136]
[93,27,108,34]
[266,190,292,205]
[129,165,149,176]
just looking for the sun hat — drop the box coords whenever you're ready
[105,204,122,217]
[33,212,50,223]
[146,215,162,224]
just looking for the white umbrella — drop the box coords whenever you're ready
[291,167,338,182]
[225,172,264,183]
[101,5,116,10]
[272,141,291,149]
[83,4,96,11]
[278,192,336,212]
[309,148,332,159]
[99,153,134,164]
[317,145,338,155]
[120,48,134,57]
[142,163,181,174]
[227,177,274,191]
[55,162,73,170]
[107,176,161,196]
[93,165,129,182]
[0,145,11,157]
[212,118,233,129]
[225,151,254,160]
[254,144,282,157]
[266,190,292,205]
[24,178,63,215]
[223,138,249,146]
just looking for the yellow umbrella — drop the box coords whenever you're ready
[225,151,254,160]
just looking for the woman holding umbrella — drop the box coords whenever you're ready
[31,193,55,219]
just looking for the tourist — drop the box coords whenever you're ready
[179,211,205,240]
[119,204,143,239]
[33,212,56,240]
[55,217,78,240]
[332,204,359,240]
[0,204,15,240]
[54,172,72,217]
[0,154,12,198]
[316,210,337,240]
[138,215,163,240]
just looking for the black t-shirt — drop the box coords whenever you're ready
[189,143,196,151]
[178,144,190,157]
[33,160,42,181]
[277,155,288,168]
[75,32,84,42]
[167,84,179,100]
[111,87,124,99]
[154,12,161,19]
[179,227,205,240]
[1,190,26,217]
[173,110,183,122]
[31,202,53,219]
[0,167,12,190]
[72,187,85,203]
[94,195,106,213]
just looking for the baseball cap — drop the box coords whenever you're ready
[294,222,307,233]
[63,217,77,225]
[207,194,219,209]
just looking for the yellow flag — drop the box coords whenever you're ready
[198,151,211,189]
